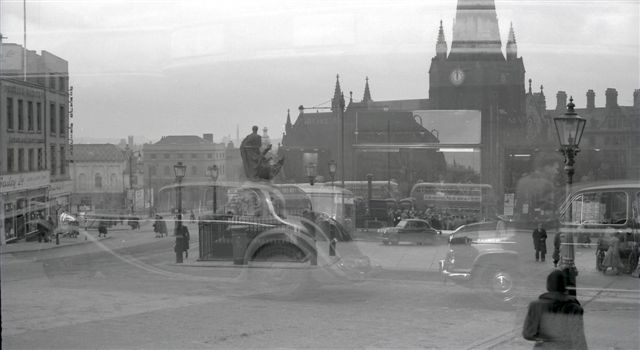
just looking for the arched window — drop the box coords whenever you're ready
[110,173,118,189]
[95,173,102,189]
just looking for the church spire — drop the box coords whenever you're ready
[436,20,448,59]
[285,108,292,133]
[450,0,503,60]
[331,74,345,112]
[506,22,518,60]
[362,76,372,103]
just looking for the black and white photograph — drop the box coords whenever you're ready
[1,0,639,349]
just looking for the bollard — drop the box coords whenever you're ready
[175,235,184,263]
[56,232,60,245]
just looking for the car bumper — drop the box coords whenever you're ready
[439,259,472,282]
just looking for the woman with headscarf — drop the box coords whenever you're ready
[523,270,588,349]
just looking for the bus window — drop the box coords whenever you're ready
[563,191,628,225]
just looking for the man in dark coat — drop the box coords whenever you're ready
[532,223,548,262]
[522,270,588,349]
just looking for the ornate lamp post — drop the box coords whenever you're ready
[206,165,219,214]
[173,162,186,263]
[553,96,586,294]
[305,162,317,186]
[328,160,337,187]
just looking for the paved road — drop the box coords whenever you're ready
[2,226,639,349]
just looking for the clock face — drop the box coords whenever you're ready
[450,68,465,86]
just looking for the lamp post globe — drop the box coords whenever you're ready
[553,96,586,296]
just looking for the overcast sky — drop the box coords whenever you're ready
[1,0,638,144]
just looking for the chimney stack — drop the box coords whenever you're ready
[556,91,567,111]
[634,89,640,110]
[586,90,595,110]
[605,88,618,109]
[203,133,213,143]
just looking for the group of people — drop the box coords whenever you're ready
[387,207,480,230]
[152,215,169,238]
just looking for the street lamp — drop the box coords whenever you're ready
[328,160,337,187]
[173,162,186,263]
[305,162,317,186]
[206,165,219,214]
[553,96,586,296]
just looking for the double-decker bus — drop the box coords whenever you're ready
[331,180,399,200]
[410,182,496,220]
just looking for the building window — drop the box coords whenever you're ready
[150,154,157,160]
[207,153,213,159]
[7,148,14,172]
[27,101,34,131]
[95,173,102,188]
[18,149,24,172]
[58,76,65,91]
[49,74,56,90]
[37,148,43,170]
[18,99,24,131]
[191,153,197,159]
[191,166,198,175]
[149,166,156,176]
[178,154,184,159]
[60,146,66,175]
[6,97,14,130]
[50,145,56,175]
[28,149,34,171]
[50,103,57,135]
[164,166,170,176]
[59,106,66,138]
[36,102,42,132]
[164,153,170,159]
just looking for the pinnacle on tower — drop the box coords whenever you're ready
[285,108,292,132]
[331,74,344,112]
[436,20,448,59]
[362,77,372,103]
[506,22,518,60]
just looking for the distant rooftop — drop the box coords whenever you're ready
[72,144,124,162]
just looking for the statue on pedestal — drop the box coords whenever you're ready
[240,125,284,181]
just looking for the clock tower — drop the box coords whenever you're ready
[428,0,526,207]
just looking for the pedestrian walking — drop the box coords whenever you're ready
[178,224,190,259]
[98,220,108,238]
[602,232,623,275]
[532,223,548,262]
[522,270,588,349]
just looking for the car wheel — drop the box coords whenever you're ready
[243,242,312,297]
[475,266,518,307]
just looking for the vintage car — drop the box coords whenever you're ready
[379,219,440,245]
[440,182,640,306]
[164,181,372,295]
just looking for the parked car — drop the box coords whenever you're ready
[379,219,440,245]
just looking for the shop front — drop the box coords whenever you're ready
[1,171,50,242]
